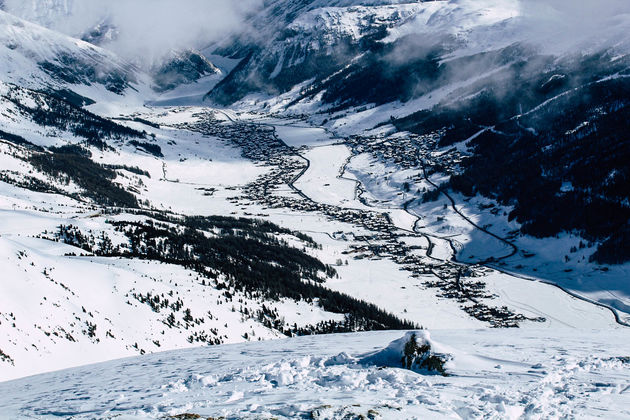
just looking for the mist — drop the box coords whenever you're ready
[516,0,630,55]
[386,0,630,61]
[2,0,262,65]
[6,0,629,66]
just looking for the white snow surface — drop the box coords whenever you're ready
[1,106,624,384]
[0,71,625,379]
[1,329,630,419]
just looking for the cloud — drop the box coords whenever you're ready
[514,0,630,55]
[386,0,630,59]
[3,0,262,65]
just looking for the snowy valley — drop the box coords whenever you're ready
[0,1,629,418]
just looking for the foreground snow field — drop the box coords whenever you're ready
[1,329,630,419]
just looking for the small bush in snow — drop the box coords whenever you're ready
[360,331,450,376]
[401,333,448,376]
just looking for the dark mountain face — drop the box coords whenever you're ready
[81,20,118,46]
[207,1,418,105]
[152,50,220,92]
[391,51,630,263]
[38,52,135,94]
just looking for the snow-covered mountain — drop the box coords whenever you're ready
[0,0,237,96]
[0,10,144,94]
[1,1,630,417]
[152,50,221,92]
[202,0,630,267]
[206,0,630,105]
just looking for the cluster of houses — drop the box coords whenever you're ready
[178,113,536,327]
[347,131,466,178]
[179,111,292,162]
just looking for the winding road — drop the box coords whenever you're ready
[216,111,629,328]
[291,126,629,327]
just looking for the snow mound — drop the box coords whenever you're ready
[359,331,450,375]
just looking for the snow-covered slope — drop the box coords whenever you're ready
[0,10,146,96]
[0,106,394,380]
[2,329,630,419]
[0,0,247,97]
[1,103,625,383]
